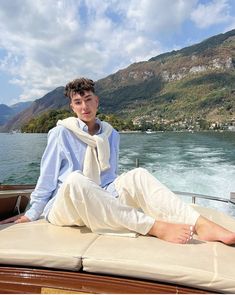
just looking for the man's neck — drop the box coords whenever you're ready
[76,117,100,135]
[86,121,99,135]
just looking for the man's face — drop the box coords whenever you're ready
[70,90,99,124]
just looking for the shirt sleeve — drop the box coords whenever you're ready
[25,127,64,221]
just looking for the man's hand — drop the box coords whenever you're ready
[0,214,30,225]
[15,215,30,223]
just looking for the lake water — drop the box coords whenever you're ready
[1,131,235,215]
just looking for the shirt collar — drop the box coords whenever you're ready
[76,117,102,135]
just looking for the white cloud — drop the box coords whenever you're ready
[0,0,233,104]
[0,0,170,102]
[126,0,197,35]
[191,0,231,28]
[224,16,235,32]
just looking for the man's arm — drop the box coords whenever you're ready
[0,128,63,225]
[23,128,64,222]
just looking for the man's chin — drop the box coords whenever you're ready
[81,116,95,124]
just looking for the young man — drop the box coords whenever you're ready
[2,78,235,245]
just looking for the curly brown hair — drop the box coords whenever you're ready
[64,78,95,100]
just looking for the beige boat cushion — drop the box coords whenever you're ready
[0,205,235,292]
[83,205,235,293]
[0,219,98,271]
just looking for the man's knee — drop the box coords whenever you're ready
[65,171,91,191]
[65,170,83,183]
[129,167,149,178]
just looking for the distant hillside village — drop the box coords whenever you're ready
[132,116,235,132]
[19,109,235,133]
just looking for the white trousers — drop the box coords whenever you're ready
[48,168,200,236]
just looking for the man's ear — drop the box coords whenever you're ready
[70,103,74,112]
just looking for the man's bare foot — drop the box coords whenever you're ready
[195,216,235,245]
[148,220,194,244]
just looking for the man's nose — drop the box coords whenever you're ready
[81,101,88,109]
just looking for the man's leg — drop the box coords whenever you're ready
[48,171,154,236]
[114,168,235,245]
[114,168,199,224]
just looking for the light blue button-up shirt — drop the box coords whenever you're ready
[25,118,120,221]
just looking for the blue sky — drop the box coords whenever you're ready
[0,0,234,106]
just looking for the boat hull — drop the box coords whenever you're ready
[0,265,210,294]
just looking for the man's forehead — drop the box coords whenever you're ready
[71,91,94,100]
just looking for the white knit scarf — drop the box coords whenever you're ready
[57,117,113,185]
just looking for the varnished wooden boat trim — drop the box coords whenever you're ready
[0,184,35,190]
[0,265,213,294]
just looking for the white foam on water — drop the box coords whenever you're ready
[149,161,235,199]
[147,162,235,216]
[119,133,235,202]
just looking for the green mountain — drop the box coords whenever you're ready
[10,101,33,115]
[0,104,14,125]
[0,101,33,126]
[1,87,67,131]
[2,29,235,132]
[96,29,235,124]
